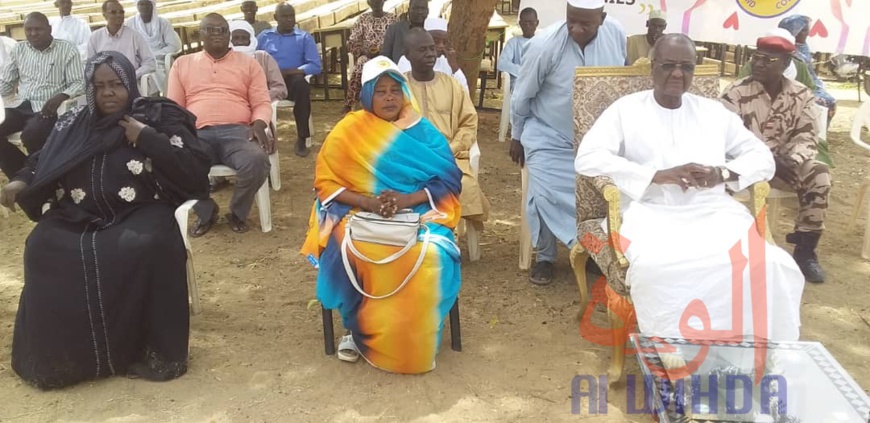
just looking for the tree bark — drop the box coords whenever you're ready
[447,0,499,96]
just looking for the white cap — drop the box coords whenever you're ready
[567,0,605,9]
[361,56,405,85]
[649,9,667,21]
[424,17,448,32]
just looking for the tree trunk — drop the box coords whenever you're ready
[447,0,499,96]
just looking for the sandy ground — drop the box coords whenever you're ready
[1,88,869,422]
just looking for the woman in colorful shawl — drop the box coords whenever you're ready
[779,15,837,122]
[0,51,210,389]
[342,0,397,114]
[301,56,462,374]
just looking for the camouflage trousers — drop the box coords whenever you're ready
[774,157,831,233]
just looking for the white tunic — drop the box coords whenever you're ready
[49,16,91,60]
[575,90,805,342]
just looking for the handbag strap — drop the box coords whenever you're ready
[344,220,418,264]
[341,224,430,300]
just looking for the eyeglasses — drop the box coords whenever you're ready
[200,26,229,35]
[656,62,696,73]
[750,53,782,65]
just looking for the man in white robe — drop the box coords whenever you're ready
[49,0,91,60]
[126,0,181,93]
[511,0,626,285]
[396,17,468,92]
[575,34,804,341]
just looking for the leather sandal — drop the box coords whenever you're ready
[190,204,219,238]
[226,213,249,234]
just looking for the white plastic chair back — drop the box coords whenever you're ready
[850,101,870,151]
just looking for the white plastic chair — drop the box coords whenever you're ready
[273,75,314,149]
[498,71,511,143]
[464,142,481,262]
[268,100,286,191]
[518,166,532,270]
[8,95,87,147]
[848,100,870,259]
[204,164,273,233]
[175,200,202,315]
[138,72,159,97]
[160,50,182,97]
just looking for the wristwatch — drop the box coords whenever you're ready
[718,166,731,182]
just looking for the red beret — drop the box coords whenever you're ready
[757,35,796,54]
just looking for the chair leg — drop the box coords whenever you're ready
[851,179,869,225]
[255,181,272,233]
[322,305,335,356]
[466,220,481,262]
[768,197,781,242]
[569,244,591,322]
[186,251,201,316]
[519,166,532,270]
[863,212,870,260]
[269,152,281,192]
[306,115,314,148]
[607,306,632,384]
[449,299,462,352]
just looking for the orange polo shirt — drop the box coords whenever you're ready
[167,50,271,129]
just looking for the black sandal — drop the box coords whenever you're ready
[190,205,219,238]
[226,213,249,234]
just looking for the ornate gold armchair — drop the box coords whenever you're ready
[568,64,771,383]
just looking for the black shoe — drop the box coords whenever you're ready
[530,261,555,285]
[190,204,219,238]
[786,231,826,283]
[295,138,310,157]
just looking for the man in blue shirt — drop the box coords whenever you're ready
[510,0,626,285]
[257,2,321,157]
[497,7,538,90]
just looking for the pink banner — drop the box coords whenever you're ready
[520,0,870,55]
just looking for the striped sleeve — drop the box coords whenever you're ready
[0,44,20,97]
[61,42,85,98]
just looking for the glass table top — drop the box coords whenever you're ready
[631,334,870,423]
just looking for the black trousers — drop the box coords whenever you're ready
[281,74,312,140]
[0,101,57,179]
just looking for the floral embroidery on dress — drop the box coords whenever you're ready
[56,188,65,200]
[70,188,86,204]
[127,160,144,175]
[144,158,153,173]
[169,135,184,148]
[118,187,136,202]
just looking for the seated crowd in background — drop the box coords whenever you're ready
[0,0,842,388]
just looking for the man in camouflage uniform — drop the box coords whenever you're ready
[721,29,830,282]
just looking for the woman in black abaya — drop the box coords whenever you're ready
[0,51,210,389]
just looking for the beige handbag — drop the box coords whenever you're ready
[341,210,429,300]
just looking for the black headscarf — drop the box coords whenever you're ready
[23,51,140,194]
[18,51,203,219]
